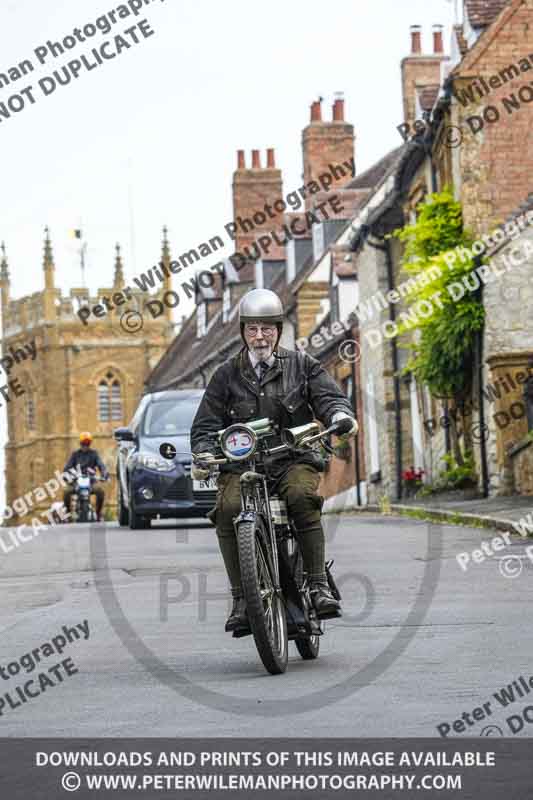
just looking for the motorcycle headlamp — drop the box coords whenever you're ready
[220,424,258,461]
[137,452,174,472]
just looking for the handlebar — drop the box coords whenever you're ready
[192,419,355,468]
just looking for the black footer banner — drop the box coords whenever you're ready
[1,738,530,799]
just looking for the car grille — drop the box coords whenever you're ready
[192,489,217,510]
[164,479,190,501]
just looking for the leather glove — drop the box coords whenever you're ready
[332,412,359,443]
[191,452,215,481]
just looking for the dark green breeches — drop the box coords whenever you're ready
[211,464,326,595]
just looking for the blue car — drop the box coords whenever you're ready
[114,389,216,529]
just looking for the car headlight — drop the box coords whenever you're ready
[137,452,175,472]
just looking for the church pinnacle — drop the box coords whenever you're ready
[162,226,170,262]
[43,226,55,290]
[113,243,125,289]
[0,242,9,283]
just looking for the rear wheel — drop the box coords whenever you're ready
[292,547,320,660]
[237,516,288,675]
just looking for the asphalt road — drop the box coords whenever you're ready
[0,512,532,738]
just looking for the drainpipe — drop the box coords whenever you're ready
[364,232,403,501]
[350,341,362,506]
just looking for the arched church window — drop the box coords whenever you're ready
[98,371,123,421]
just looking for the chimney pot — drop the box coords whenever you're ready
[410,24,422,54]
[432,24,444,54]
[237,149,245,169]
[310,99,322,122]
[266,148,275,168]
[251,149,261,169]
[333,92,345,121]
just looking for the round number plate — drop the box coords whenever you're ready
[223,429,254,458]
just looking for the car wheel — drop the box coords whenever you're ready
[129,492,150,530]
[118,480,129,527]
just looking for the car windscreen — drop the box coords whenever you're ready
[142,397,200,437]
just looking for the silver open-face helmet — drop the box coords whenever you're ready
[238,289,284,345]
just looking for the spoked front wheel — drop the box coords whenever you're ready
[237,516,288,675]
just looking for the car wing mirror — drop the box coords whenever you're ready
[114,427,135,442]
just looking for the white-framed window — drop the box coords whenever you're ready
[366,374,380,476]
[409,376,424,471]
[222,286,231,323]
[286,239,296,284]
[312,222,325,262]
[254,260,264,289]
[197,302,206,338]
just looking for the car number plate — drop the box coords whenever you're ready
[193,477,217,491]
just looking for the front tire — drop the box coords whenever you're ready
[78,498,89,523]
[118,481,129,526]
[237,516,288,675]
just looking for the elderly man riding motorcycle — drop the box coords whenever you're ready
[191,288,358,632]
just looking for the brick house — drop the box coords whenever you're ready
[352,0,533,502]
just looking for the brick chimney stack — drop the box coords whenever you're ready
[401,25,448,129]
[301,93,355,211]
[433,24,444,54]
[310,99,322,122]
[410,24,422,54]
[332,93,345,121]
[231,148,283,254]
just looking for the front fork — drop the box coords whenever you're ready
[234,471,281,593]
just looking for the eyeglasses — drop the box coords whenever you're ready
[244,324,277,337]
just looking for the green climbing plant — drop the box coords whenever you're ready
[390,188,485,465]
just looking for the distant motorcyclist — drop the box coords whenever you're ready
[63,432,109,522]
[191,288,358,632]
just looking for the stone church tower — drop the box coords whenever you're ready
[0,228,175,523]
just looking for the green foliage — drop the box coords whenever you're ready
[437,451,477,489]
[391,188,485,400]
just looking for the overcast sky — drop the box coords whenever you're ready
[0,0,457,506]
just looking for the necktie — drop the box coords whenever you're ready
[258,361,269,381]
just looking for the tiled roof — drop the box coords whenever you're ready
[502,191,533,229]
[346,146,404,191]
[464,0,509,28]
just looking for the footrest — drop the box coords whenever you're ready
[231,625,252,638]
[316,609,342,621]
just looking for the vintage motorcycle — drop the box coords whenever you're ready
[70,467,106,523]
[193,415,352,675]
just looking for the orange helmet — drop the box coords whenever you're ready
[79,431,92,446]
